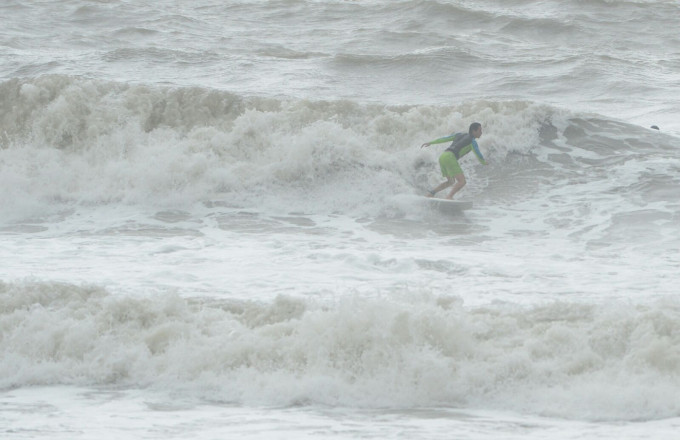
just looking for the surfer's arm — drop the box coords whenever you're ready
[420,134,456,148]
[471,140,488,164]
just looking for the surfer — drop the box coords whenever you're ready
[420,122,487,199]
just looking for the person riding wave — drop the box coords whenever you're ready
[420,122,487,199]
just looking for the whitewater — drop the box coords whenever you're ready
[1,1,679,439]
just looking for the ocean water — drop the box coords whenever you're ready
[1,0,680,438]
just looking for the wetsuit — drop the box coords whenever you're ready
[427,132,487,177]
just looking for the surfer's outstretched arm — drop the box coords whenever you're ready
[421,134,456,149]
[471,140,488,165]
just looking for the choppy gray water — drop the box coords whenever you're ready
[1,1,679,439]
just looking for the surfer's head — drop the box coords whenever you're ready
[469,122,482,138]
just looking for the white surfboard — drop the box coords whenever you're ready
[426,197,473,212]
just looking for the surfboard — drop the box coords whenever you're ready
[426,197,473,212]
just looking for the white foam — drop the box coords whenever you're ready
[2,281,679,421]
[0,76,574,221]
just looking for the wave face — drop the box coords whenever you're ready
[2,280,680,421]
[2,76,678,221]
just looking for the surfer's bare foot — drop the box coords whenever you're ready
[425,190,435,198]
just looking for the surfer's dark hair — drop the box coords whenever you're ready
[469,122,481,134]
